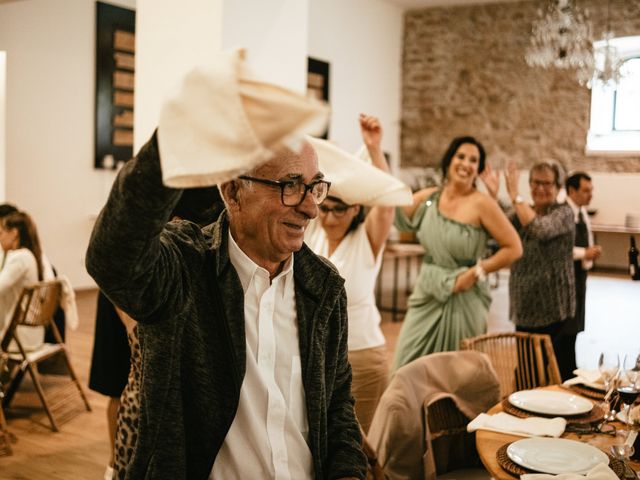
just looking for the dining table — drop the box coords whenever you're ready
[475,385,640,479]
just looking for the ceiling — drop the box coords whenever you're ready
[384,0,526,9]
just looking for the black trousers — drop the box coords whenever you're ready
[516,321,575,382]
[553,262,589,381]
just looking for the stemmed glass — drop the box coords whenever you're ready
[618,353,640,427]
[599,352,620,422]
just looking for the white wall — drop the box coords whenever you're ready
[0,0,135,289]
[308,0,404,169]
[221,0,309,93]
[0,51,5,201]
[134,0,223,151]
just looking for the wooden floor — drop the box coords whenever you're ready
[1,270,638,478]
[1,289,109,480]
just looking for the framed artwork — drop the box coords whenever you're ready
[307,57,330,139]
[95,2,135,169]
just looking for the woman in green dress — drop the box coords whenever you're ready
[392,137,522,371]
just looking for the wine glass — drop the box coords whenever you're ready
[599,352,620,390]
[619,353,640,427]
[599,352,620,421]
[624,353,640,388]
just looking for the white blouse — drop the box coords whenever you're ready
[0,248,44,351]
[306,221,385,351]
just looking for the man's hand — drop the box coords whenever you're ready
[480,162,499,199]
[359,113,382,149]
[585,245,603,260]
[453,268,477,293]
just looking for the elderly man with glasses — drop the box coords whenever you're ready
[86,127,367,479]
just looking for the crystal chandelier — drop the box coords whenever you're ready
[583,0,624,88]
[525,0,594,76]
[579,34,625,88]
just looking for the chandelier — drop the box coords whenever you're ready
[525,0,594,77]
[584,0,625,88]
[578,33,625,88]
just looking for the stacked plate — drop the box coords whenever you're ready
[505,390,608,474]
[626,213,640,229]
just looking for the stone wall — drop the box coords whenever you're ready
[401,0,640,173]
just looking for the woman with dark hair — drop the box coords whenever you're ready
[392,136,522,371]
[0,211,46,350]
[305,114,403,433]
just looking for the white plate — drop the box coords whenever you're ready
[508,390,593,415]
[507,438,609,474]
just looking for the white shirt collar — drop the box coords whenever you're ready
[565,196,584,222]
[227,231,293,294]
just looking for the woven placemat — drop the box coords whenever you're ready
[496,443,626,478]
[502,399,605,424]
[566,384,606,401]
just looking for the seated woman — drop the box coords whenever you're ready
[392,137,522,371]
[0,211,46,351]
[306,114,411,433]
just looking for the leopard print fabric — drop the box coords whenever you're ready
[113,326,141,479]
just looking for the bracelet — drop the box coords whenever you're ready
[474,261,487,282]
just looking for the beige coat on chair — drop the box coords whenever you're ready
[367,350,500,480]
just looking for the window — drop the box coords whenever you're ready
[586,36,640,155]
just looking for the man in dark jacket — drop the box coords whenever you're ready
[86,132,367,479]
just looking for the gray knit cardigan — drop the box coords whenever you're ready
[508,202,576,328]
[86,133,367,479]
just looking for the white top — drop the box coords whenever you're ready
[210,233,313,480]
[306,221,385,351]
[566,197,594,270]
[0,248,44,351]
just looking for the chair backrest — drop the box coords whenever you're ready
[460,332,561,398]
[1,281,63,353]
[368,351,500,480]
[425,396,482,475]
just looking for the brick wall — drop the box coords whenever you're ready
[401,0,640,173]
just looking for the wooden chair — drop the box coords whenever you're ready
[0,281,91,432]
[426,397,491,479]
[0,352,13,456]
[460,332,562,399]
[368,351,500,479]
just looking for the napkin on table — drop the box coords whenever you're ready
[563,369,604,388]
[467,412,566,438]
[520,463,618,480]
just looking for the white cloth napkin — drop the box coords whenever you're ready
[563,369,604,388]
[158,48,330,188]
[467,412,566,438]
[307,137,412,207]
[520,463,618,480]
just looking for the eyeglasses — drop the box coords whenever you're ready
[530,179,556,189]
[238,175,331,207]
[318,204,352,218]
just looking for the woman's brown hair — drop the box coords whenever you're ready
[3,211,44,280]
